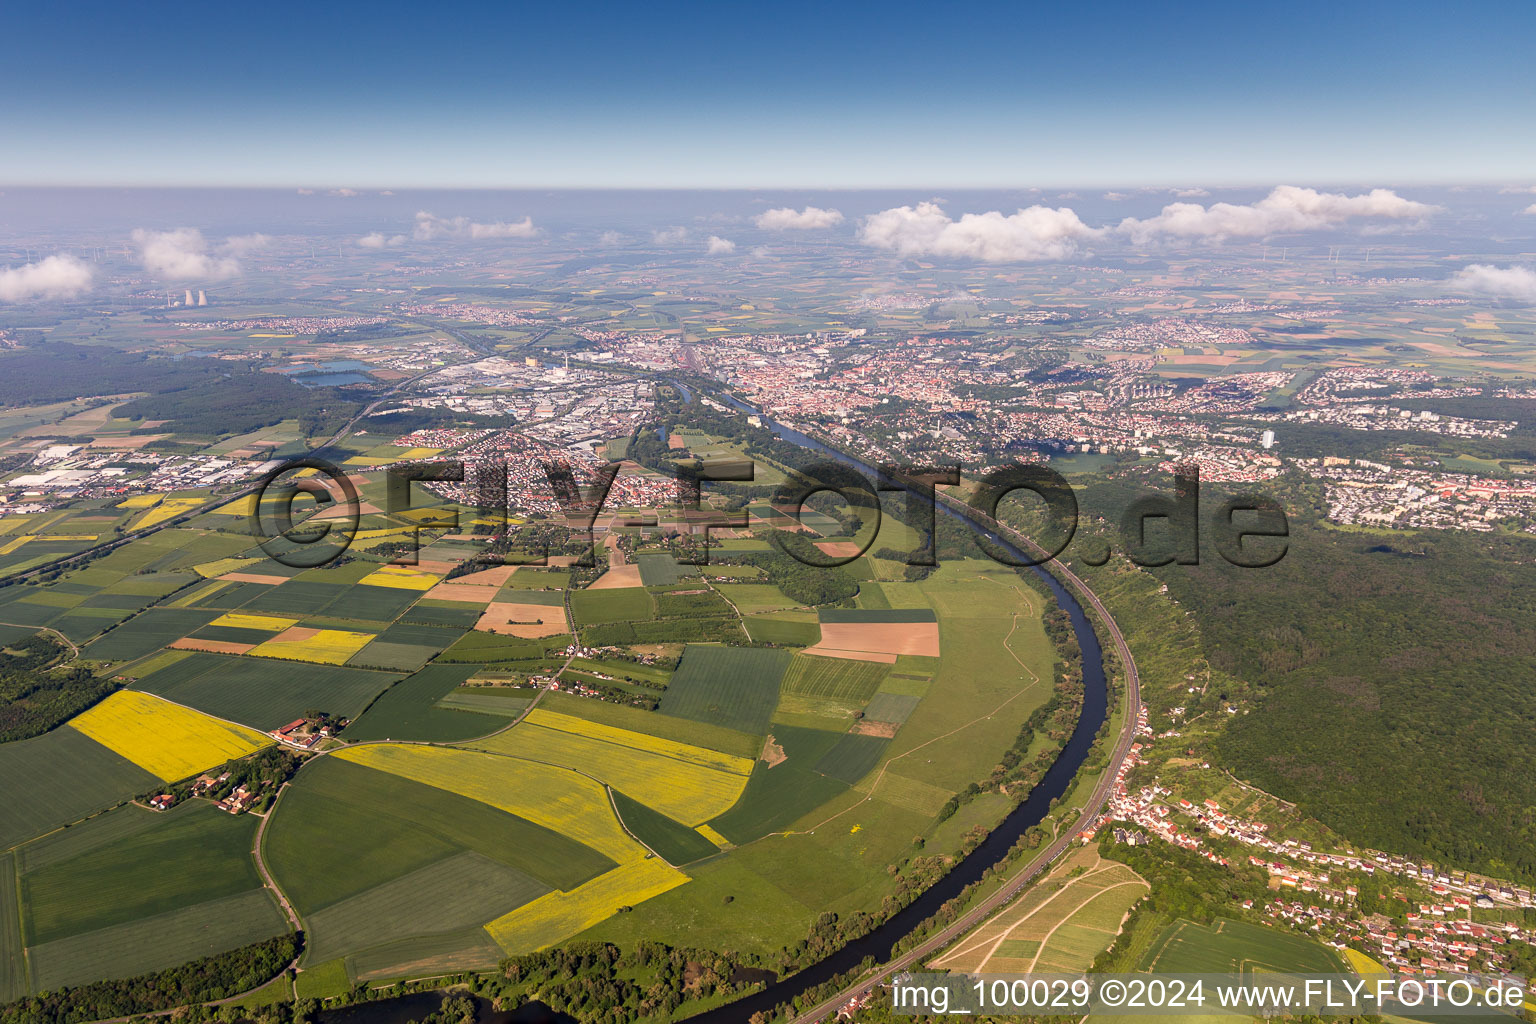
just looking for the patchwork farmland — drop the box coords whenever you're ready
[0,496,1062,1004]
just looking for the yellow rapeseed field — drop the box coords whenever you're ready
[208,495,259,517]
[67,690,269,782]
[115,494,164,509]
[0,535,34,555]
[209,612,298,632]
[474,710,752,826]
[484,857,688,954]
[337,745,645,863]
[693,824,730,847]
[358,564,439,591]
[250,627,374,665]
[193,556,266,579]
[131,496,206,530]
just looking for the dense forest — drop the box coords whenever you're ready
[1073,472,1536,882]
[0,343,237,407]
[118,372,365,438]
[0,632,115,742]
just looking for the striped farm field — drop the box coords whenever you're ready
[303,851,549,964]
[249,626,375,665]
[66,690,270,782]
[130,496,206,530]
[209,612,298,632]
[781,654,890,702]
[485,857,688,954]
[335,745,647,864]
[470,709,753,826]
[358,565,440,591]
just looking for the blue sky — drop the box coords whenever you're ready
[3,0,1534,187]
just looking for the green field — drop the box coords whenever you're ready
[706,725,850,843]
[345,924,505,982]
[570,586,654,625]
[635,552,688,586]
[812,732,889,784]
[0,855,22,1002]
[539,691,762,759]
[1139,917,1346,974]
[610,791,719,865]
[19,802,263,946]
[80,608,222,662]
[294,956,351,999]
[27,888,289,993]
[345,664,505,741]
[780,654,889,702]
[742,614,820,646]
[132,652,401,730]
[436,689,533,716]
[264,757,612,916]
[658,645,792,735]
[0,727,160,850]
[715,583,795,614]
[304,851,548,964]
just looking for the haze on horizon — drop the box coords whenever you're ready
[2,0,1535,189]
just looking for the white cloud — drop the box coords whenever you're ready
[132,228,241,280]
[1102,191,1129,201]
[295,188,315,196]
[0,255,93,302]
[1522,203,1536,216]
[753,206,845,230]
[358,232,405,249]
[653,226,690,244]
[412,211,537,241]
[328,188,361,197]
[1498,185,1536,194]
[705,235,736,255]
[1117,186,1439,243]
[858,201,1102,262]
[1449,264,1536,303]
[1171,187,1210,198]
[597,230,623,246]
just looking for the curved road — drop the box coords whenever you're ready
[789,503,1142,1024]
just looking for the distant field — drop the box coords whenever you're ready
[80,608,221,662]
[132,651,400,730]
[344,664,504,742]
[345,925,504,983]
[538,691,761,759]
[0,855,22,1002]
[658,645,791,735]
[570,587,653,625]
[743,614,819,646]
[715,583,799,614]
[635,552,688,586]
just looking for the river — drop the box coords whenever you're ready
[673,393,1110,1023]
[333,390,1110,1024]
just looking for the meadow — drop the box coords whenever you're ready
[343,664,504,741]
[609,792,719,866]
[570,586,655,625]
[484,857,688,955]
